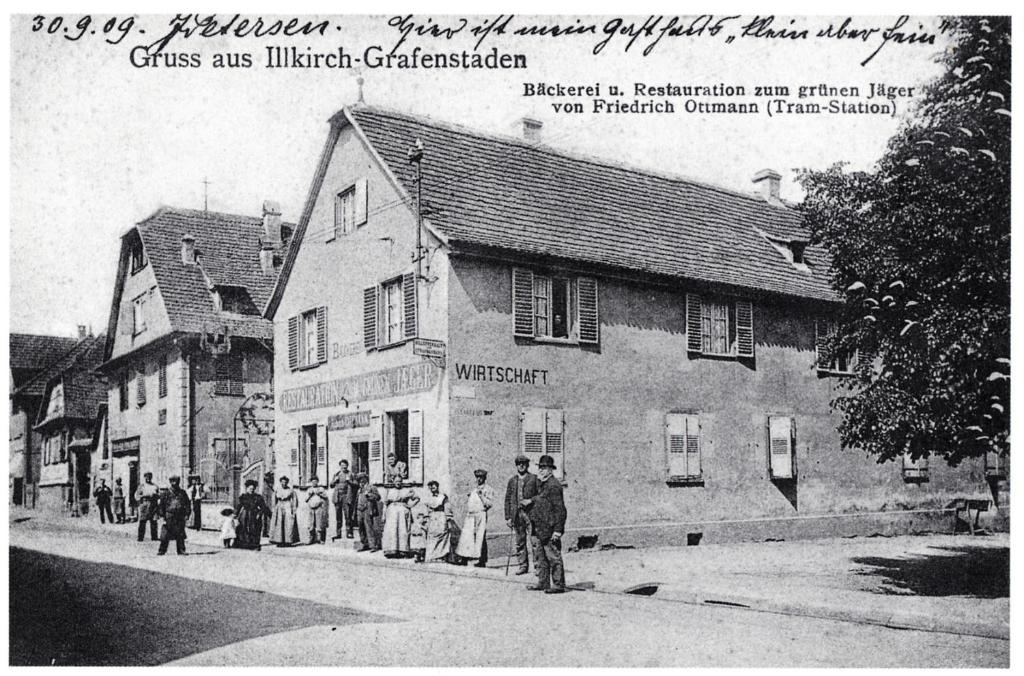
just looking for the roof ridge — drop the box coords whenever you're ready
[349,104,798,217]
[139,205,263,226]
[11,335,97,398]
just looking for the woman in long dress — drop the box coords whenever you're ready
[423,480,455,563]
[382,478,417,558]
[235,479,271,550]
[269,476,300,547]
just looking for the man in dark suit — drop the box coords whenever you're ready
[504,454,539,575]
[522,454,567,593]
[93,479,114,524]
[157,476,191,555]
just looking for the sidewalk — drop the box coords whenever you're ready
[9,508,1009,640]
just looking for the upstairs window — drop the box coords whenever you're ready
[815,319,858,374]
[118,371,129,411]
[686,294,753,358]
[328,178,368,241]
[132,292,149,336]
[363,273,417,350]
[512,268,599,345]
[287,307,327,370]
[214,354,244,396]
[130,239,147,274]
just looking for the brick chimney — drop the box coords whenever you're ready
[77,325,87,339]
[515,117,543,142]
[181,235,196,265]
[262,200,282,248]
[752,169,782,203]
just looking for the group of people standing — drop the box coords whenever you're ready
[92,473,208,556]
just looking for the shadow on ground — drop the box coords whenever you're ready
[852,545,1009,598]
[9,547,391,665]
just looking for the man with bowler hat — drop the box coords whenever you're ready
[523,455,567,593]
[504,455,539,574]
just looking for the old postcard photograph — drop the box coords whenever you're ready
[6,8,1012,667]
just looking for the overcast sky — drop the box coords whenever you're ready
[9,13,952,337]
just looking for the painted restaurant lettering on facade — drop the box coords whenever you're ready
[280,362,440,413]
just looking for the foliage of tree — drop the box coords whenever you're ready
[799,17,1009,467]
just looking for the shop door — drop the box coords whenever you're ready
[351,441,369,476]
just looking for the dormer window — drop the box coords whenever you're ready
[214,285,258,315]
[129,238,147,274]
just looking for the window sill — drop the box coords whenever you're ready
[213,392,244,398]
[533,336,578,345]
[667,476,704,487]
[689,350,752,360]
[817,368,855,377]
[374,337,414,352]
[293,362,321,372]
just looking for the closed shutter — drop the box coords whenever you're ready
[316,423,327,479]
[158,355,167,398]
[288,315,299,369]
[666,413,688,477]
[545,409,564,480]
[577,277,600,344]
[520,409,545,467]
[512,268,535,338]
[685,415,701,477]
[408,409,424,484]
[403,272,417,339]
[354,177,368,226]
[902,453,929,480]
[814,319,828,370]
[288,426,298,467]
[686,293,703,352]
[119,304,133,336]
[136,366,146,407]
[316,306,328,364]
[768,416,794,479]
[735,300,754,357]
[369,414,384,485]
[363,287,378,350]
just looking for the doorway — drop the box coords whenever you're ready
[351,441,369,476]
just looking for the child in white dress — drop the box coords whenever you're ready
[220,507,237,548]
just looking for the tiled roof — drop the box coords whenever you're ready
[347,106,837,302]
[9,333,79,394]
[12,335,93,399]
[135,207,293,341]
[27,334,106,425]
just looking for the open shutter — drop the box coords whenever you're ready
[576,277,599,344]
[545,409,564,480]
[666,413,688,477]
[408,409,424,484]
[136,366,146,407]
[521,408,545,467]
[768,416,794,479]
[512,268,535,338]
[316,306,328,364]
[735,300,754,358]
[288,315,299,370]
[686,293,703,352]
[369,414,384,485]
[403,272,418,339]
[685,415,701,478]
[354,177,368,226]
[363,287,378,350]
[288,426,298,469]
[315,423,327,480]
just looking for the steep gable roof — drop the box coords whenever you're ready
[9,333,80,395]
[106,207,294,360]
[35,334,107,425]
[348,106,836,302]
[14,334,95,401]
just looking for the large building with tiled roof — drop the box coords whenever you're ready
[9,332,81,506]
[97,204,291,517]
[265,104,989,547]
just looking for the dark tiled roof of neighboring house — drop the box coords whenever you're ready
[347,106,836,302]
[9,333,80,395]
[12,335,94,399]
[31,334,107,425]
[118,207,293,353]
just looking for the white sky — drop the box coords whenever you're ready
[9,12,953,336]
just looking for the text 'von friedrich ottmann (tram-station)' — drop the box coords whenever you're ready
[279,362,440,412]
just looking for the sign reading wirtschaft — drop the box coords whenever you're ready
[280,362,440,413]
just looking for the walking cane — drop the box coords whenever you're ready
[505,525,514,576]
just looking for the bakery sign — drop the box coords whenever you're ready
[280,362,440,413]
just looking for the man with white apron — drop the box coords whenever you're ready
[455,469,494,567]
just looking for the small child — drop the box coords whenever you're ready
[220,507,237,548]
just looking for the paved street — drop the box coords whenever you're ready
[8,518,1008,667]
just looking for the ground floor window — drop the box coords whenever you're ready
[665,413,702,483]
[369,409,423,485]
[520,408,564,480]
[768,416,795,479]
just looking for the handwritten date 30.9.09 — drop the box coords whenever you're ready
[30,15,138,45]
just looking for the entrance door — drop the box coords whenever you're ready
[128,461,140,516]
[351,441,369,476]
[75,452,91,515]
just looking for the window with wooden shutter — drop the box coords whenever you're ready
[520,408,564,480]
[136,365,146,407]
[521,408,545,462]
[316,423,327,477]
[369,414,384,484]
[332,186,354,240]
[545,409,564,480]
[686,293,703,352]
[768,416,795,479]
[815,319,855,374]
[355,177,368,226]
[316,306,328,364]
[666,413,702,481]
[215,355,243,396]
[736,300,754,358]
[408,409,424,484]
[288,427,298,467]
[288,315,299,370]
[403,272,418,339]
[512,268,535,337]
[577,277,599,344]
[363,286,378,350]
[119,371,129,411]
[158,355,167,398]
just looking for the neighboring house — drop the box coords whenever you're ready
[10,332,85,507]
[265,104,992,546]
[96,205,291,515]
[33,334,107,515]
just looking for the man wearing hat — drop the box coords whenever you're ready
[504,455,540,574]
[135,471,160,542]
[355,473,382,552]
[455,469,495,567]
[522,455,567,593]
[157,476,192,555]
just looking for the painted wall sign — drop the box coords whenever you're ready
[454,363,550,385]
[111,436,140,456]
[328,410,371,431]
[413,338,447,359]
[280,362,440,413]
[332,340,363,360]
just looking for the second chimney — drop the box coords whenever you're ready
[515,117,543,142]
[77,325,87,339]
[752,169,782,203]
[262,200,282,248]
[181,235,196,265]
